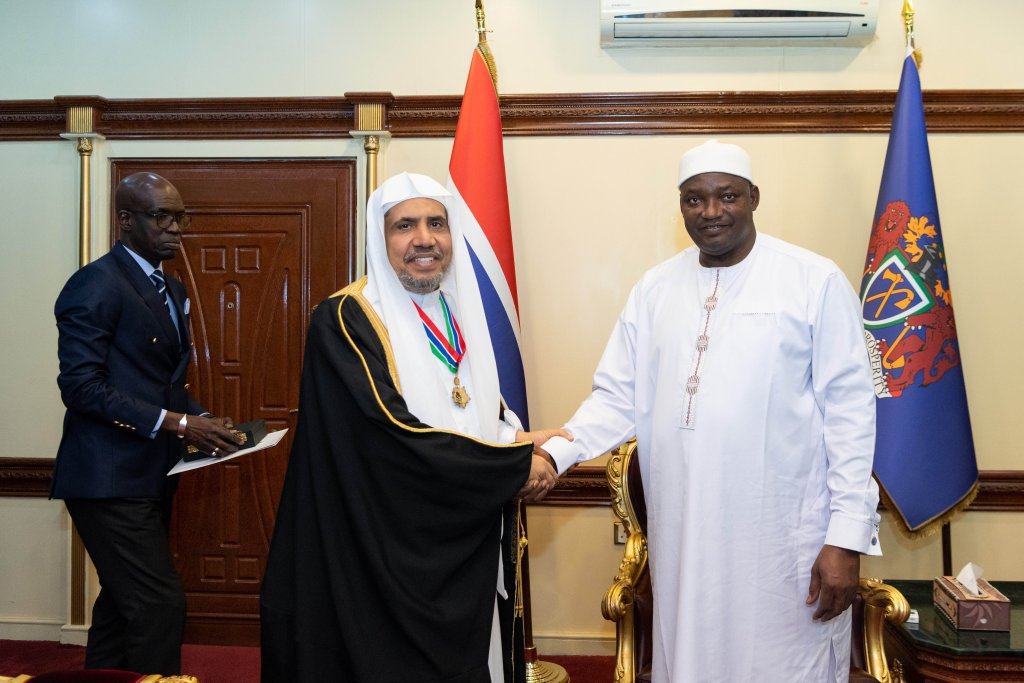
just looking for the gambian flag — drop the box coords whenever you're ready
[859,50,978,535]
[447,47,530,428]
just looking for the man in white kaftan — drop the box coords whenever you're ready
[540,141,881,682]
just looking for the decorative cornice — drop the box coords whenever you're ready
[1,97,358,140]
[101,98,357,139]
[0,458,53,497]
[2,90,1024,141]
[965,471,1024,512]
[540,465,610,507]
[372,90,1024,136]
[0,100,65,140]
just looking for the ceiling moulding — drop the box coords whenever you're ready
[2,90,1024,141]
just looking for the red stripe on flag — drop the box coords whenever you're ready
[449,48,519,313]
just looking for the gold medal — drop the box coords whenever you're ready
[452,376,471,408]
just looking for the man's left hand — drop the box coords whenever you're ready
[806,544,860,622]
[186,414,242,457]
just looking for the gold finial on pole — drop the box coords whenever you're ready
[901,0,922,68]
[475,0,499,88]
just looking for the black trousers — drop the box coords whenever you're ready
[65,497,185,675]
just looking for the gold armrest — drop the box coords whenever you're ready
[603,443,647,683]
[858,577,910,683]
[602,531,648,621]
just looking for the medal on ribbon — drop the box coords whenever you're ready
[413,294,470,408]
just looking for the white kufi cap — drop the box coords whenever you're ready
[678,140,754,187]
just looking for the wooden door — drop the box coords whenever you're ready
[110,159,357,644]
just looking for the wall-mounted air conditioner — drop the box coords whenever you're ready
[601,0,879,48]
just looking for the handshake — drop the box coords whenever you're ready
[515,428,572,503]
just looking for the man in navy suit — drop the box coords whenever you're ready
[52,172,242,674]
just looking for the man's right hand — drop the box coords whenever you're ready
[518,453,558,503]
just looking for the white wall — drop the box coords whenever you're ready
[0,141,79,639]
[0,498,69,638]
[2,0,1022,651]
[2,0,1021,98]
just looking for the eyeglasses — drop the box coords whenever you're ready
[131,209,191,230]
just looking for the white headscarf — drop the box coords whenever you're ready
[363,172,503,441]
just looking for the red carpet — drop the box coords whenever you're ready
[542,655,615,682]
[0,641,612,682]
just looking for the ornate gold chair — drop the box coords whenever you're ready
[0,674,198,683]
[602,441,910,683]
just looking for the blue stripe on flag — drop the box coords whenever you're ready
[466,240,529,428]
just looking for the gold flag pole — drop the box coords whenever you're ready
[475,0,498,84]
[902,0,922,67]
[902,0,954,577]
[473,4,569,682]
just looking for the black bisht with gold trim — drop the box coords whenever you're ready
[260,283,532,683]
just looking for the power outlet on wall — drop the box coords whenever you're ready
[613,522,627,545]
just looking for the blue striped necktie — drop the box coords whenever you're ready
[150,270,183,347]
[150,270,169,308]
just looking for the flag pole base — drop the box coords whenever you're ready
[524,646,570,683]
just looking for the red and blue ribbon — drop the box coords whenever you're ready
[413,294,466,374]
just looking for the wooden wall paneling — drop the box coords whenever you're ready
[6,458,1024,511]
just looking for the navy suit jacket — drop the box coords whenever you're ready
[52,242,203,499]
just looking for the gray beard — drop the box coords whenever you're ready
[398,268,447,294]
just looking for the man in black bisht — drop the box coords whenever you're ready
[260,172,562,683]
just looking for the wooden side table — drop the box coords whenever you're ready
[884,579,1024,682]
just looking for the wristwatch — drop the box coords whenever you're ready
[177,414,188,439]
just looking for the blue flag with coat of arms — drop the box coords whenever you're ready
[859,53,978,535]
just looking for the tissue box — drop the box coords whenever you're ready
[933,576,1011,631]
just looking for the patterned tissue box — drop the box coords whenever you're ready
[933,575,1011,631]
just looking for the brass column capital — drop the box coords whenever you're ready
[345,93,395,281]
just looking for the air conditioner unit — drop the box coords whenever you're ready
[601,0,879,48]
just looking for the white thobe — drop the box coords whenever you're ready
[409,290,520,683]
[545,234,881,683]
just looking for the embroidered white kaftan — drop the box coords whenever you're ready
[545,234,881,683]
